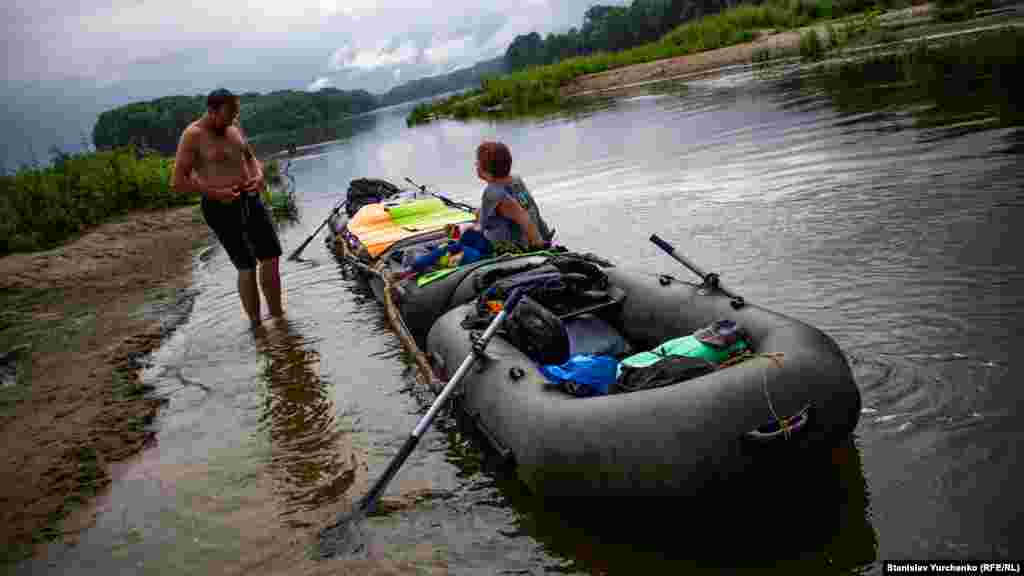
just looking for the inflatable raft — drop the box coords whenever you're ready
[327,180,861,499]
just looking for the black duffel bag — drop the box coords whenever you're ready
[346,178,402,217]
[611,355,715,394]
[502,295,571,366]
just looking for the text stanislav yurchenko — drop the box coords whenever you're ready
[885,562,1021,575]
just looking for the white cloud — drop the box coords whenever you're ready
[308,76,332,91]
[320,0,377,18]
[329,40,419,71]
[423,35,472,66]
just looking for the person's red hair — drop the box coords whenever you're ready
[476,141,512,178]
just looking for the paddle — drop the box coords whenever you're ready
[405,177,478,213]
[287,197,346,261]
[318,285,531,558]
[649,234,746,310]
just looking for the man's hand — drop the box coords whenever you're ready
[208,185,241,203]
[240,174,264,194]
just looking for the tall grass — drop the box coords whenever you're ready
[0,147,300,256]
[260,159,299,221]
[0,146,198,255]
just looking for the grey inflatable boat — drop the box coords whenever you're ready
[423,265,860,499]
[328,189,861,500]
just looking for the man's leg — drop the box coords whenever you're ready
[258,257,284,317]
[238,269,262,327]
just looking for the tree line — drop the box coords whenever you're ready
[92,89,379,157]
[503,0,887,71]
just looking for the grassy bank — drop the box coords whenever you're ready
[0,147,194,256]
[407,0,895,124]
[0,147,294,256]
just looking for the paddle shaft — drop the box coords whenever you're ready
[650,234,709,279]
[351,287,525,517]
[288,199,346,260]
[405,177,477,213]
[649,233,745,308]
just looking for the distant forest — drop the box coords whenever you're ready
[93,0,758,155]
[91,57,508,157]
[504,0,755,70]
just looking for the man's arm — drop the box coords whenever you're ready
[234,127,263,192]
[172,127,203,196]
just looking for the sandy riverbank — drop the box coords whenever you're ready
[0,205,211,561]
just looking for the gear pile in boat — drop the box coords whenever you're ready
[327,176,862,499]
[457,256,753,397]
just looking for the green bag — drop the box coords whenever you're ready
[616,335,748,379]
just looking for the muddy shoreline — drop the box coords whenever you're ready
[0,205,211,562]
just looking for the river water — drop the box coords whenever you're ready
[15,31,1022,575]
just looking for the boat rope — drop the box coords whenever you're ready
[378,260,441,388]
[760,353,788,439]
[719,352,790,439]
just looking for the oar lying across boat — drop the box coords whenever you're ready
[405,177,478,213]
[288,197,347,261]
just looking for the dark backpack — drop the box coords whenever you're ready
[503,295,571,365]
[346,178,402,217]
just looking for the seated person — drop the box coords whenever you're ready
[474,141,554,251]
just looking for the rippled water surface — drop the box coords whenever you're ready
[17,32,1023,575]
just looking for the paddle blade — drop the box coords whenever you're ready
[318,506,369,558]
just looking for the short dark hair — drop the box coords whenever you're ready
[207,88,238,111]
[477,141,511,178]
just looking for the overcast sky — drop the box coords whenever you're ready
[2,0,627,168]
[4,0,626,95]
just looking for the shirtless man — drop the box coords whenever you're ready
[173,88,284,329]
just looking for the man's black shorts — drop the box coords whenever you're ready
[201,194,283,270]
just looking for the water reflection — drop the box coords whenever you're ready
[254,319,356,527]
[486,436,877,574]
[811,29,1022,137]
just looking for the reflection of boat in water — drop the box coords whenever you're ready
[481,435,877,573]
[326,180,862,500]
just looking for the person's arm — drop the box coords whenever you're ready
[235,127,263,193]
[495,197,542,248]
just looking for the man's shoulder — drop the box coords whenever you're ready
[181,122,204,142]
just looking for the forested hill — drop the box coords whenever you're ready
[92,89,378,157]
[504,0,750,71]
[92,57,507,157]
[376,57,508,107]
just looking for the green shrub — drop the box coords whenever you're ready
[801,29,826,58]
[0,146,199,256]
